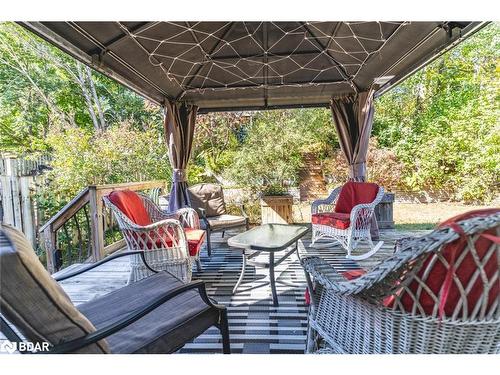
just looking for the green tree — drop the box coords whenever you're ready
[373,23,500,202]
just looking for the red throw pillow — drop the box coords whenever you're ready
[311,212,351,229]
[398,208,500,317]
[108,190,152,226]
[334,181,379,214]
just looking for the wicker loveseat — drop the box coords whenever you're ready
[188,183,249,256]
[302,209,500,354]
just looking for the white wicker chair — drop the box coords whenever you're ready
[302,212,500,354]
[311,184,385,260]
[103,193,202,284]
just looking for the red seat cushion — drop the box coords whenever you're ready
[340,268,395,307]
[183,228,206,257]
[341,268,367,280]
[311,212,351,229]
[334,181,380,214]
[108,190,151,226]
[398,208,500,317]
[137,227,206,257]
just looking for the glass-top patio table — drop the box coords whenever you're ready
[227,224,309,306]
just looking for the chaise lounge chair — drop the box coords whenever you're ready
[0,224,230,354]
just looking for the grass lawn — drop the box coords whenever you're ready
[393,202,493,230]
[232,200,493,230]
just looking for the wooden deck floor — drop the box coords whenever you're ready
[2,226,430,353]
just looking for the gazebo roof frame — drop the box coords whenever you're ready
[20,21,487,112]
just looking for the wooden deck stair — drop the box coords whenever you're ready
[299,152,327,202]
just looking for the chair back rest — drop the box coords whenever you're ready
[0,224,110,353]
[393,209,500,320]
[149,187,162,206]
[107,189,152,226]
[334,181,380,214]
[188,183,226,217]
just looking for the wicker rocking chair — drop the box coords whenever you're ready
[103,190,205,284]
[311,182,385,260]
[302,210,500,354]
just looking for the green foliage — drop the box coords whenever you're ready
[323,138,405,192]
[45,123,170,196]
[0,22,163,155]
[37,123,171,220]
[192,112,249,180]
[373,23,500,203]
[224,108,334,194]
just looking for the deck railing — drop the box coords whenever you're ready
[39,181,166,273]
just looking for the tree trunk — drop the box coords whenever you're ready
[76,62,101,132]
[85,65,106,130]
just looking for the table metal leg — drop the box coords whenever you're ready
[269,252,278,306]
[232,249,246,294]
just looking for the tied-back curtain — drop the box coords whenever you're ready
[330,89,380,239]
[164,101,198,212]
[330,90,375,181]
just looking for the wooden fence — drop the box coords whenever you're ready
[0,156,51,247]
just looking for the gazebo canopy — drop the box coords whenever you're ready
[21,21,484,112]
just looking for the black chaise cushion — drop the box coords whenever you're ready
[77,272,219,353]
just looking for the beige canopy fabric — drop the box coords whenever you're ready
[164,101,198,211]
[330,90,380,239]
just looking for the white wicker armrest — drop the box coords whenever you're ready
[140,194,171,222]
[301,256,358,294]
[126,218,184,232]
[311,187,341,214]
[164,207,201,229]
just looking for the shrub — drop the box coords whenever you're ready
[224,111,304,194]
[322,138,405,192]
[38,122,171,219]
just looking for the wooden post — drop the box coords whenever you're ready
[43,226,56,274]
[20,177,35,247]
[375,192,395,229]
[0,175,14,225]
[7,159,23,230]
[88,186,105,262]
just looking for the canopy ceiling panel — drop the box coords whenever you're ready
[20,21,486,112]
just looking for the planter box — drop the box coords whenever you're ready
[375,192,395,229]
[260,195,294,224]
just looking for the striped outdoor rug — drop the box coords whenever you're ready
[179,227,417,354]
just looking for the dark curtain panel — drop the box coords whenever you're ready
[330,90,380,239]
[330,90,375,181]
[164,101,198,212]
